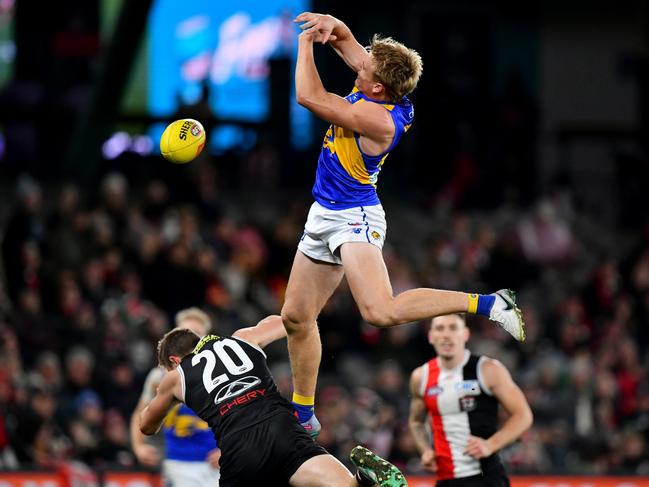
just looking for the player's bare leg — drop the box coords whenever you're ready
[341,243,467,323]
[340,243,525,340]
[281,251,344,434]
[290,449,407,487]
[289,454,356,487]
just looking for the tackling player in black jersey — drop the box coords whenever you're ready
[140,315,407,487]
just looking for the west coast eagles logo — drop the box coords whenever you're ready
[371,231,381,240]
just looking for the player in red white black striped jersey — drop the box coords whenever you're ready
[408,314,533,486]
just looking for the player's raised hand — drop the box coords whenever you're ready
[464,435,494,459]
[298,28,317,44]
[294,12,338,44]
[421,448,437,473]
[298,28,337,45]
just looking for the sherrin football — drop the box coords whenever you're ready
[160,119,206,164]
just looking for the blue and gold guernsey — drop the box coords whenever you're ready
[163,403,217,462]
[313,87,414,210]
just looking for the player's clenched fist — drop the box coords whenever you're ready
[421,449,437,473]
[464,435,495,459]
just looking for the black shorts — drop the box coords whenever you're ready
[218,410,328,487]
[436,464,510,487]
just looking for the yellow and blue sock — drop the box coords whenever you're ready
[292,393,315,423]
[467,293,496,317]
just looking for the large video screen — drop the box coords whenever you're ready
[104,0,312,152]
[0,0,14,89]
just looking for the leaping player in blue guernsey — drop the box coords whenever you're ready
[282,12,527,437]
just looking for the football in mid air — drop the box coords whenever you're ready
[160,119,206,164]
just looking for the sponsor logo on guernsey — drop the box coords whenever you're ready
[352,228,362,234]
[347,222,363,226]
[218,388,267,416]
[459,396,477,412]
[371,231,381,240]
[455,380,480,395]
[215,376,261,404]
[426,386,444,397]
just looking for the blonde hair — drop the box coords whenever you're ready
[369,34,423,102]
[175,307,212,335]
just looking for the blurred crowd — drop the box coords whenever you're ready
[0,164,648,476]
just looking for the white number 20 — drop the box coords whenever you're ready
[191,339,254,393]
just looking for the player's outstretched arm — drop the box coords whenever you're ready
[233,315,286,349]
[140,370,182,435]
[129,368,163,466]
[130,397,162,466]
[408,366,437,473]
[296,31,392,138]
[294,12,369,72]
[464,359,533,459]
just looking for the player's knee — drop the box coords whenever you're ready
[281,306,313,334]
[359,305,398,328]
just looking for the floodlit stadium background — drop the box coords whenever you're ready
[0,0,649,485]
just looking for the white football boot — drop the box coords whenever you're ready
[489,289,526,342]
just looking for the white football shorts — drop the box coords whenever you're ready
[297,201,387,265]
[163,459,220,487]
